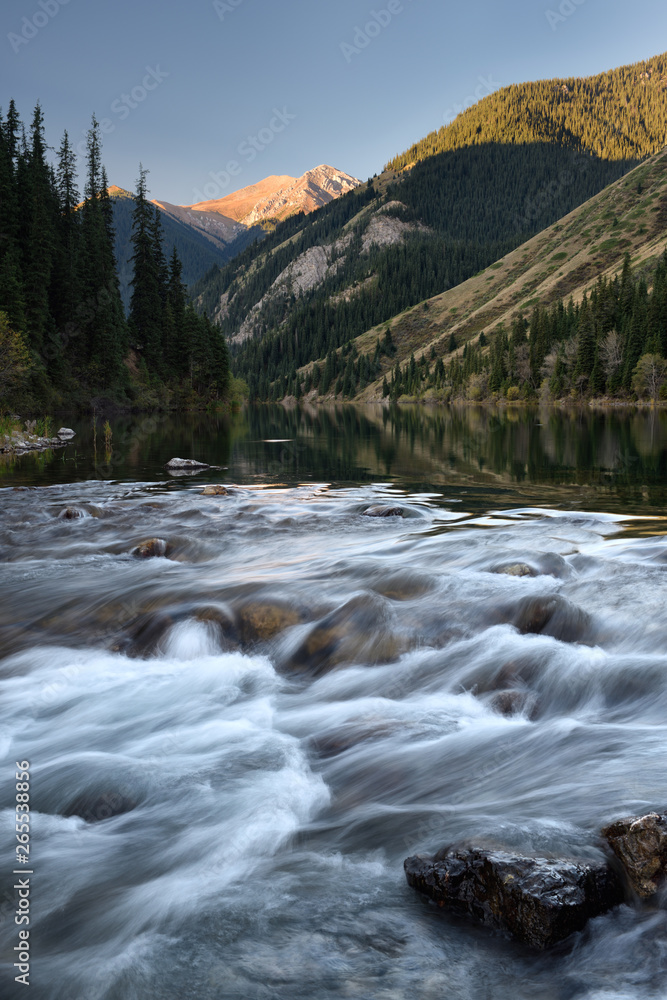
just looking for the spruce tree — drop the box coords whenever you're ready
[129,165,163,377]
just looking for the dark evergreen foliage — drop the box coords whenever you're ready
[387,52,667,171]
[0,101,231,409]
[433,251,667,402]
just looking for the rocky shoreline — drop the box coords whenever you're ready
[0,423,75,456]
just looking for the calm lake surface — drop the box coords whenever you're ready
[2,404,667,999]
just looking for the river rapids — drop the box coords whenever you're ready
[2,428,667,998]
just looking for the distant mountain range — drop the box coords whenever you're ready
[108,165,360,310]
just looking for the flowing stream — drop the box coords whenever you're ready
[2,405,667,999]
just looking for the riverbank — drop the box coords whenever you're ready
[284,390,667,410]
[0,419,75,456]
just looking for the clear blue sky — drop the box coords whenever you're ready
[2,0,667,204]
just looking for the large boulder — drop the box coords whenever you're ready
[404,848,624,950]
[282,593,402,676]
[602,812,667,897]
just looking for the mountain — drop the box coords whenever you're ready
[151,199,247,251]
[387,52,667,171]
[194,51,667,402]
[109,166,359,311]
[187,165,362,226]
[108,187,264,312]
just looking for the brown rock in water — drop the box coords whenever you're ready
[284,593,401,676]
[404,848,624,950]
[497,594,592,644]
[236,600,302,643]
[489,689,534,717]
[602,812,667,897]
[59,506,84,520]
[362,505,405,518]
[201,485,228,496]
[493,563,536,578]
[132,538,169,559]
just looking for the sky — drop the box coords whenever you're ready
[2,0,667,205]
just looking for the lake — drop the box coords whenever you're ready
[1,403,667,999]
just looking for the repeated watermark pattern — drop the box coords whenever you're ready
[73,66,170,165]
[443,74,502,123]
[545,0,587,31]
[213,0,246,20]
[340,0,415,64]
[191,106,296,203]
[8,0,71,54]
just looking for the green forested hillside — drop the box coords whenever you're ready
[221,144,631,399]
[377,251,667,403]
[199,51,667,403]
[309,150,667,406]
[387,52,667,171]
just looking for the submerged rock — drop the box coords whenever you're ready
[165,457,210,469]
[496,594,592,644]
[602,812,667,897]
[64,790,137,823]
[362,505,405,518]
[283,593,402,676]
[236,600,302,643]
[132,538,169,559]
[58,506,84,520]
[404,848,624,950]
[489,689,536,718]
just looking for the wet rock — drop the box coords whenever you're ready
[64,790,137,823]
[495,594,592,644]
[536,553,572,580]
[489,689,535,717]
[58,506,84,520]
[236,600,302,644]
[201,485,228,496]
[362,505,405,518]
[57,427,76,439]
[308,719,404,758]
[602,812,667,897]
[132,538,169,559]
[284,593,402,676]
[115,610,175,655]
[492,563,536,578]
[370,569,435,601]
[194,603,237,631]
[165,457,210,470]
[115,601,239,657]
[404,848,624,950]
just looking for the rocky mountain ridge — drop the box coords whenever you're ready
[188,165,361,226]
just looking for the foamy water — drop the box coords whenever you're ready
[1,482,667,999]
